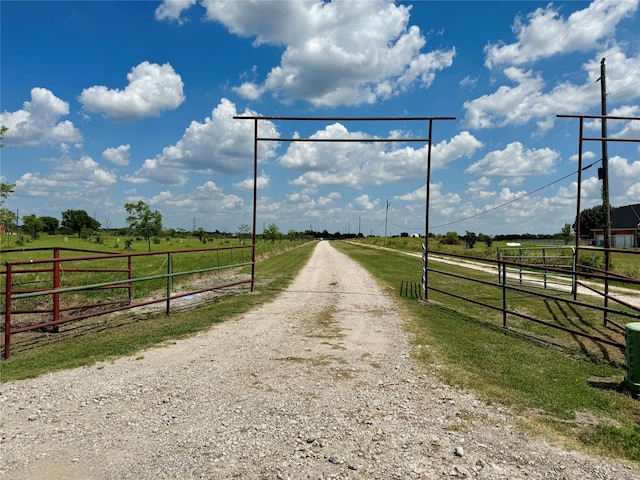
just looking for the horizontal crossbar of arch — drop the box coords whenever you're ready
[233,115,456,143]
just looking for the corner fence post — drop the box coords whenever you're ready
[4,264,12,359]
[127,255,132,305]
[502,262,508,329]
[52,248,60,333]
[542,248,547,289]
[518,249,523,285]
[166,252,172,316]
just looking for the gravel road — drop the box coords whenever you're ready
[1,241,638,480]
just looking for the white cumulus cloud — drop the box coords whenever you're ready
[279,124,481,190]
[234,172,270,190]
[15,155,116,200]
[465,142,560,187]
[102,144,131,166]
[0,87,82,147]
[79,61,185,121]
[484,0,638,68]
[354,194,379,211]
[154,0,198,24]
[125,98,279,185]
[172,0,454,106]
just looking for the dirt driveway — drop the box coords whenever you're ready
[0,241,637,479]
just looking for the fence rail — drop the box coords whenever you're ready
[1,245,255,359]
[424,247,640,355]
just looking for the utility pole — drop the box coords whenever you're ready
[384,200,390,245]
[600,57,611,255]
[600,57,612,325]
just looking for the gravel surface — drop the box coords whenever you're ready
[1,240,638,480]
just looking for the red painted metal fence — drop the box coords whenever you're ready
[1,245,254,359]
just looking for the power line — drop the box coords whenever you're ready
[431,159,600,229]
[382,158,598,232]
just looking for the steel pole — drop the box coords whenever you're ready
[424,119,433,301]
[251,118,258,292]
[574,117,584,300]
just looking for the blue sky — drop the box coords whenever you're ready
[1,0,639,237]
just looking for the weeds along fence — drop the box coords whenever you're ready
[424,247,640,360]
[1,244,256,359]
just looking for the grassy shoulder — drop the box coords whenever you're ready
[0,241,317,383]
[332,240,640,465]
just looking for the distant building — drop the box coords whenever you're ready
[592,203,640,247]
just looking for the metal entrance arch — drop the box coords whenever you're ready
[233,115,455,295]
[558,113,640,324]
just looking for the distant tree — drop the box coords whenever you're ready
[263,223,281,244]
[39,216,59,235]
[0,183,14,203]
[103,211,113,236]
[463,231,477,249]
[61,209,100,236]
[560,223,573,245]
[194,226,207,243]
[124,200,163,252]
[22,214,44,240]
[478,233,493,248]
[574,205,615,237]
[0,208,16,233]
[440,231,460,245]
[238,223,251,243]
[0,127,13,206]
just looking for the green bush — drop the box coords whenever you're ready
[579,254,604,272]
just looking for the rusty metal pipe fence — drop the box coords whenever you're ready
[2,245,254,359]
[424,248,640,353]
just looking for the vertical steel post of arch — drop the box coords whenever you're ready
[251,118,258,292]
[424,119,434,302]
[558,112,640,323]
[4,264,13,359]
[573,117,584,301]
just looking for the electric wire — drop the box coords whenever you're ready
[384,158,600,232]
[431,159,599,229]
